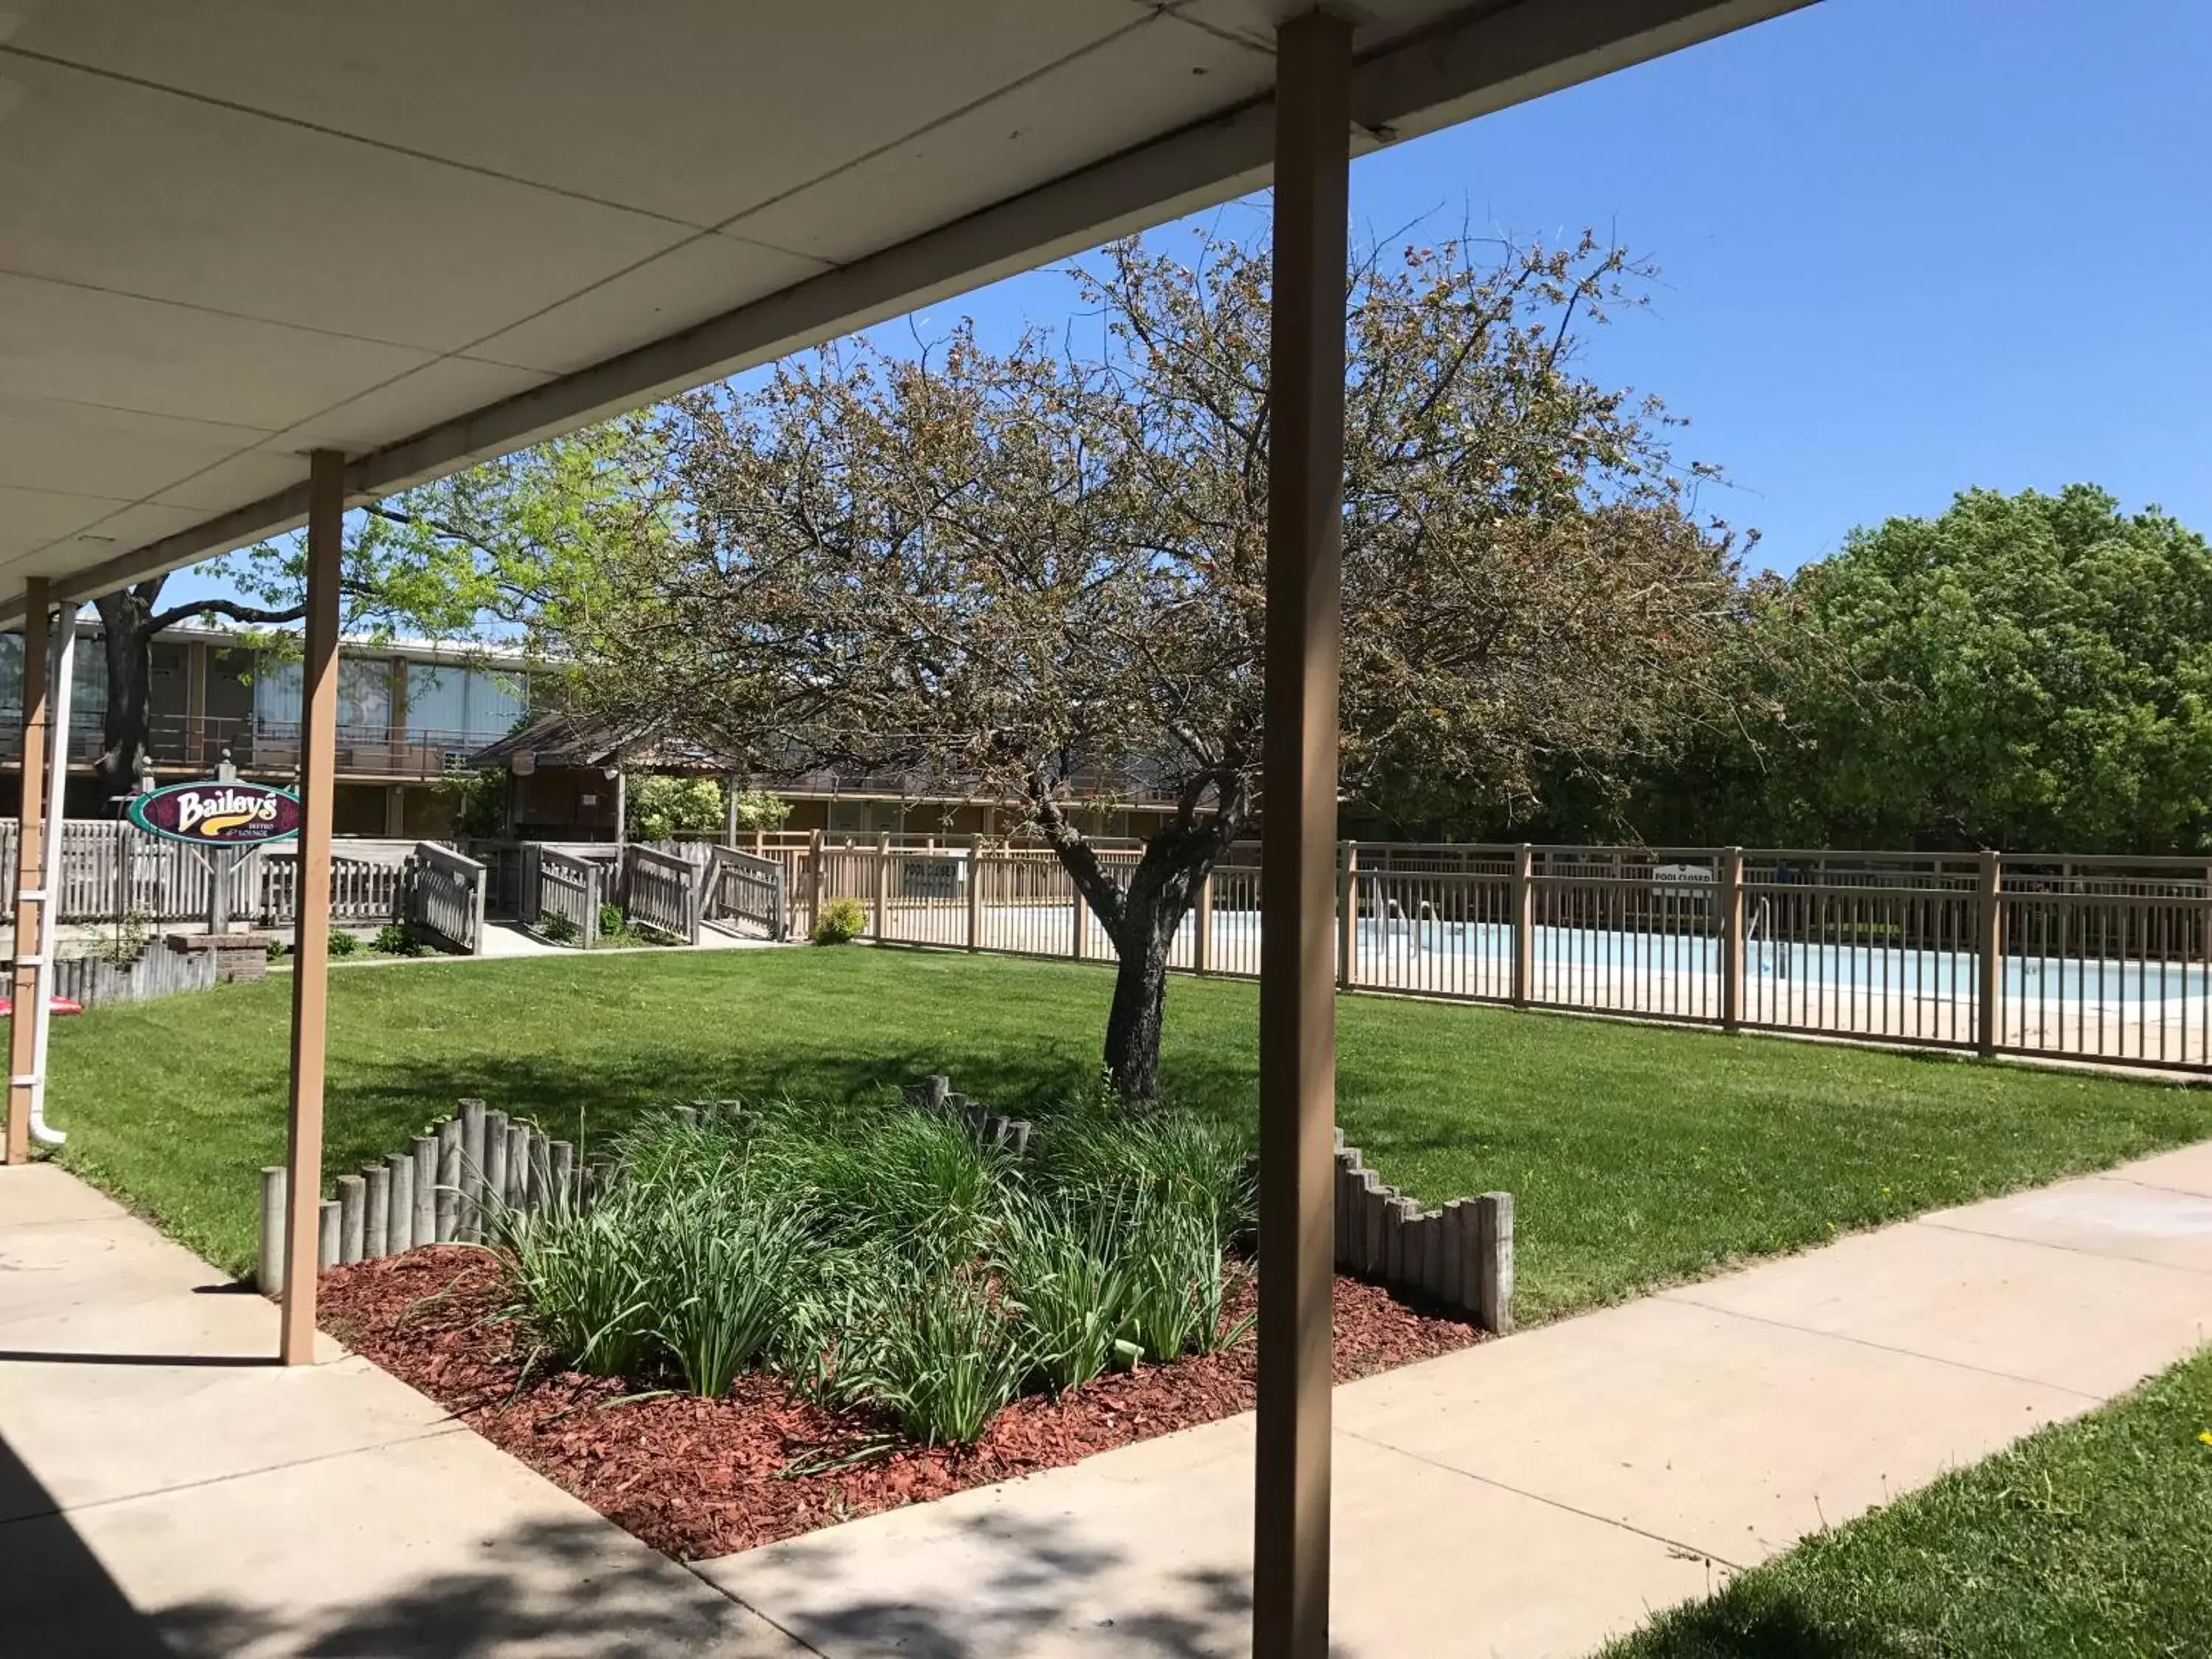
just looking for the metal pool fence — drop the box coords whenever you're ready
[781,833,2212,1074]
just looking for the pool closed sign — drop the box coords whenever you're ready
[128,779,302,846]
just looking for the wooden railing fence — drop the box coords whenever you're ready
[623,844,701,943]
[774,839,2212,1074]
[407,843,488,955]
[520,845,605,947]
[700,846,788,939]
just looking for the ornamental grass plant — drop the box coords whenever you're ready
[488,1092,1253,1443]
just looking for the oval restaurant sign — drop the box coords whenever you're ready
[128,779,302,846]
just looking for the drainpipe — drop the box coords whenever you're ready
[28,604,77,1145]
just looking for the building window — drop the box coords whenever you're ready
[253,656,394,735]
[0,631,105,731]
[404,664,524,745]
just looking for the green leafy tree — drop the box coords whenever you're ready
[563,229,1749,1099]
[726,789,792,833]
[626,775,726,840]
[90,419,658,801]
[1747,486,2212,853]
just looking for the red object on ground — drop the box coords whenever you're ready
[0,997,83,1017]
[321,1246,1481,1562]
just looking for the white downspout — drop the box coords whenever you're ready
[28,604,76,1145]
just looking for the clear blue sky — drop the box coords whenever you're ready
[171,0,2208,611]
[875,0,2212,574]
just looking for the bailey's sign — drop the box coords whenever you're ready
[128,780,302,846]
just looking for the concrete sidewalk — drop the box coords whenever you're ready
[7,1148,2210,1658]
[695,1142,2212,1658]
[0,1162,806,1659]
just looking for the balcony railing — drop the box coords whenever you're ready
[0,713,501,782]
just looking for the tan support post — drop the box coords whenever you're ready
[1336,841,1357,990]
[5,580,51,1165]
[874,830,891,939]
[1721,846,1746,1032]
[1511,843,1534,1008]
[807,828,824,937]
[1253,15,1350,1658]
[1978,849,2002,1057]
[279,449,345,1366]
[724,774,741,845]
[1195,870,1214,975]
[966,834,983,950]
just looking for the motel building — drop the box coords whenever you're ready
[0,620,531,835]
[0,619,1171,846]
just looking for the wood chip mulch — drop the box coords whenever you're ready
[319,1245,1478,1561]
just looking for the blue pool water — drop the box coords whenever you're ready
[1340,918,2208,1006]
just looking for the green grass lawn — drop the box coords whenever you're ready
[1602,1346,2212,1658]
[44,945,2212,1321]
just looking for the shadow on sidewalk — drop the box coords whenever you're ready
[0,1430,771,1658]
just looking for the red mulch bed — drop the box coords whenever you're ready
[320,1246,1478,1561]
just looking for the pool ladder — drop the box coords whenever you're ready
[1745,894,1783,978]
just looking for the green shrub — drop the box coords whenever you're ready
[844,1263,1030,1445]
[998,1195,1129,1392]
[538,913,579,944]
[653,1185,807,1399]
[265,937,288,962]
[597,902,627,940]
[627,775,726,841]
[757,1105,1005,1267]
[492,1095,1253,1441]
[494,1190,660,1377]
[1116,1186,1249,1360]
[810,897,869,945]
[1037,1107,1256,1253]
[731,789,793,832]
[326,928,361,958]
[370,923,424,956]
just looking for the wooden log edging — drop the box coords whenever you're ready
[254,1099,579,1290]
[905,1074,1033,1155]
[1333,1127,1512,1333]
[897,1076,1510,1334]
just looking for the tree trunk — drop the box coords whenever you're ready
[1089,827,1225,1103]
[1034,785,1247,1107]
[1102,901,1178,1102]
[91,580,164,809]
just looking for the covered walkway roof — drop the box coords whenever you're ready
[4,4,1818,1650]
[2,0,1805,623]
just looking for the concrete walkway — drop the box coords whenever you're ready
[0,1162,807,1659]
[693,1142,2212,1658]
[6,1149,2210,1658]
[477,920,785,958]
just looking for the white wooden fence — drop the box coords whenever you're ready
[0,822,486,952]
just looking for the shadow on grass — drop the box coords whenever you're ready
[1607,1582,1909,1659]
[323,1042,1263,1172]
